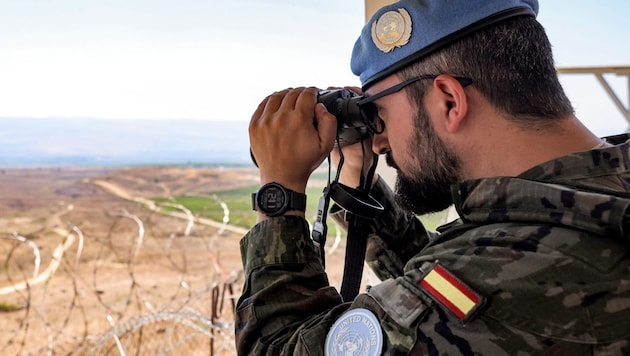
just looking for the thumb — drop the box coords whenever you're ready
[315,103,337,150]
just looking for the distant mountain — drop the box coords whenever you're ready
[0,118,253,167]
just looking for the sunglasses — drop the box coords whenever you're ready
[356,75,473,134]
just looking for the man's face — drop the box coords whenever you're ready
[367,75,462,215]
[391,103,462,215]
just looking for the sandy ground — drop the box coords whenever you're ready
[0,165,368,355]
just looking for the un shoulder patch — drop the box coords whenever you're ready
[325,308,383,356]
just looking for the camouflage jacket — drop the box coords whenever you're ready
[236,134,630,355]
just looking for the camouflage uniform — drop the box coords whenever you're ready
[236,134,630,355]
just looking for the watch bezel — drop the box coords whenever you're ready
[255,182,290,217]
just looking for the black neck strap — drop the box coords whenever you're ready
[311,140,383,301]
[338,154,382,301]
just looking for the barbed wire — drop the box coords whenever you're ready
[1,188,241,355]
[1,174,355,355]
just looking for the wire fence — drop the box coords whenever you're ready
[0,167,374,355]
[1,185,242,355]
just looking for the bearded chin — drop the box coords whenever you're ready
[385,102,461,215]
[394,173,454,215]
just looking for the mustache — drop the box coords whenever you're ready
[385,153,400,170]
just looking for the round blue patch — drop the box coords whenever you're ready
[324,308,383,356]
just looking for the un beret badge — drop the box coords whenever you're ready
[371,8,412,53]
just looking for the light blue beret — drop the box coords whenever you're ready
[351,0,539,89]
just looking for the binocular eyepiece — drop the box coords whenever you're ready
[317,89,371,147]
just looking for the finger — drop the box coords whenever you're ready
[261,88,291,118]
[250,95,270,125]
[314,103,338,152]
[294,87,318,121]
[343,86,363,95]
[280,87,305,110]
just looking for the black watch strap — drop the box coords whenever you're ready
[252,182,307,217]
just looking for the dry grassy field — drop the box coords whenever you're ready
[0,165,371,355]
[0,166,260,355]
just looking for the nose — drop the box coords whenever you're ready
[371,131,390,155]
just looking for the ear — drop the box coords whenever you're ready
[433,74,468,133]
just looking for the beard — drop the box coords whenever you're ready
[387,106,462,215]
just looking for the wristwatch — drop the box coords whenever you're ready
[252,182,307,217]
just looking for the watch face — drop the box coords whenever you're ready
[257,184,287,215]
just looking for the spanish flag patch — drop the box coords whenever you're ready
[418,262,485,323]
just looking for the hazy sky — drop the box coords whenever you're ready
[0,0,628,136]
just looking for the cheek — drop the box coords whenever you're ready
[387,108,415,150]
[389,125,410,153]
[386,115,416,170]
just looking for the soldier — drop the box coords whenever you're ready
[238,0,630,354]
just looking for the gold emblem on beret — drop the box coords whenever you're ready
[371,8,412,53]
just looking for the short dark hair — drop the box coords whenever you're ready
[399,16,574,127]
